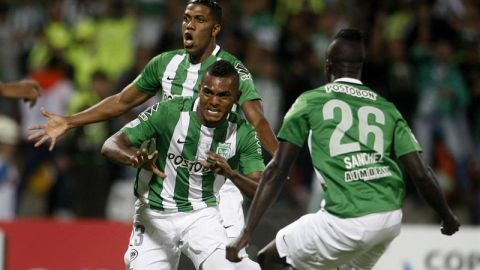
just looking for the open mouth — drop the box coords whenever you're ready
[184,32,193,48]
[206,108,221,116]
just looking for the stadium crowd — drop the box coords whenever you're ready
[0,0,479,226]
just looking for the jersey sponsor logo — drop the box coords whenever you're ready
[234,63,252,81]
[139,102,160,121]
[167,152,210,173]
[167,75,174,81]
[344,166,392,182]
[325,83,377,101]
[177,138,186,144]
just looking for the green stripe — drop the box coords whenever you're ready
[202,121,229,205]
[173,112,200,211]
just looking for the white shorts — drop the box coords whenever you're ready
[125,200,228,270]
[218,179,245,238]
[276,208,402,270]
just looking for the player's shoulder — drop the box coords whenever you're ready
[160,96,196,112]
[151,49,186,62]
[227,112,253,130]
[216,49,240,63]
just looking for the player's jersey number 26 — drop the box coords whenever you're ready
[323,99,385,157]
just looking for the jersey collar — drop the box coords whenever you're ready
[213,44,221,56]
[334,77,363,85]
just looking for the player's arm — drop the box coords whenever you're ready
[399,152,460,235]
[226,141,300,262]
[28,83,152,151]
[0,80,42,107]
[101,130,164,177]
[201,150,260,198]
[242,99,278,155]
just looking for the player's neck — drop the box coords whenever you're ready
[189,42,217,64]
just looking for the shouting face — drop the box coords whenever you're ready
[197,72,238,127]
[182,3,220,63]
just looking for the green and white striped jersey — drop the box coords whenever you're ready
[121,97,265,213]
[133,45,260,108]
[278,78,422,218]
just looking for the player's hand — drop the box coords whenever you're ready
[28,107,68,151]
[440,214,460,236]
[226,231,251,262]
[130,148,165,178]
[19,80,42,107]
[200,150,234,178]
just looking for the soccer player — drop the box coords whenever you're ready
[29,1,276,268]
[102,60,264,270]
[226,29,460,269]
[0,80,42,107]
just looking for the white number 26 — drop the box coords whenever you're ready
[323,99,385,157]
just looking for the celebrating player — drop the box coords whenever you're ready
[102,60,264,269]
[29,1,276,268]
[226,29,460,269]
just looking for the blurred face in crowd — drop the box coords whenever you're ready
[182,3,221,63]
[197,73,238,127]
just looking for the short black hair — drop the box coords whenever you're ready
[187,0,222,23]
[334,28,365,43]
[328,28,366,63]
[204,60,239,89]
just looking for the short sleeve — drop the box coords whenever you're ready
[133,54,165,95]
[234,61,261,105]
[121,102,164,147]
[277,96,310,147]
[238,125,265,175]
[393,111,422,157]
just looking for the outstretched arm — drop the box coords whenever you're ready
[28,83,152,150]
[0,80,42,107]
[226,141,300,262]
[400,152,460,235]
[101,130,164,178]
[242,100,278,155]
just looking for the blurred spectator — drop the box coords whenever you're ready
[413,39,474,208]
[17,56,75,217]
[64,71,116,217]
[0,115,20,220]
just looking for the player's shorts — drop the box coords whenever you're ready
[218,179,245,238]
[275,208,402,270]
[125,200,228,270]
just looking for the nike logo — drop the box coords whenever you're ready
[177,138,186,144]
[167,75,174,81]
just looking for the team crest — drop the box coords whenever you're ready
[216,143,231,159]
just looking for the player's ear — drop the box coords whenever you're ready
[212,23,221,37]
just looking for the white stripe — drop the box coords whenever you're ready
[161,111,190,210]
[182,62,201,97]
[189,125,215,210]
[161,54,185,99]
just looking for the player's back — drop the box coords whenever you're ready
[284,79,413,218]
